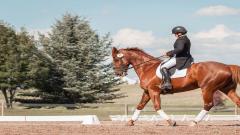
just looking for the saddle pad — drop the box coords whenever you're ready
[156,64,187,79]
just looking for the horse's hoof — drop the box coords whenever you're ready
[189,121,197,127]
[126,120,134,126]
[167,120,177,127]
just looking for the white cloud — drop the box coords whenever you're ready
[196,5,240,16]
[112,28,156,48]
[193,24,240,40]
[191,24,240,63]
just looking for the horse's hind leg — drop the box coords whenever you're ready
[219,82,240,107]
[226,89,240,107]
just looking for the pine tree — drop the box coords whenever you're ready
[15,30,65,103]
[0,22,20,108]
[0,23,35,107]
[45,13,119,103]
[0,22,64,107]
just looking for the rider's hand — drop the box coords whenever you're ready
[166,51,174,57]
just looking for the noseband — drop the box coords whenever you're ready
[113,56,129,73]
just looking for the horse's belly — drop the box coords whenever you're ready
[171,77,198,92]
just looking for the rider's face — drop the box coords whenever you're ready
[175,33,182,38]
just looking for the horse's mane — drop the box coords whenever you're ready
[123,47,158,60]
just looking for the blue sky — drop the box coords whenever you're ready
[1,0,240,77]
[1,0,239,33]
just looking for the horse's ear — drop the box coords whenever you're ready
[112,47,118,56]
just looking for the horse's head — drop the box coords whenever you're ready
[112,47,131,77]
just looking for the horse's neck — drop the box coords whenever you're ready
[129,52,159,80]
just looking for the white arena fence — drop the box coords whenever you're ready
[110,115,240,121]
[0,115,100,125]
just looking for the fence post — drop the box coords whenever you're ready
[235,105,238,115]
[124,104,128,116]
[1,100,4,116]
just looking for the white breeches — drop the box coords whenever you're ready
[160,57,176,69]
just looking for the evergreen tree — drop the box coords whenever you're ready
[15,30,65,103]
[45,14,119,103]
[0,22,20,108]
[0,23,36,107]
[0,22,63,107]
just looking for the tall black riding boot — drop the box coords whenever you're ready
[160,68,173,92]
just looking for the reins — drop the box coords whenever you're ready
[127,55,168,70]
[114,55,169,72]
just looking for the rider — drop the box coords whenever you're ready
[160,26,193,93]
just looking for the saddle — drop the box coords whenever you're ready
[156,59,192,79]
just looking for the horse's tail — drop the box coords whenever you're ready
[229,65,240,84]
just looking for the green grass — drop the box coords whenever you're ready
[1,84,240,120]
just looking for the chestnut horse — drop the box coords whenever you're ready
[112,47,240,126]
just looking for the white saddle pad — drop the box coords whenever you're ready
[156,64,188,79]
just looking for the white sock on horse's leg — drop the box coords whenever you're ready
[131,109,141,121]
[157,110,170,120]
[194,110,208,123]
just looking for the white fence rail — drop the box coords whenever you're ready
[110,115,240,121]
[0,115,100,125]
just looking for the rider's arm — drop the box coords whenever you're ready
[167,39,185,56]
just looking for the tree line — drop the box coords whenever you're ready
[0,13,120,108]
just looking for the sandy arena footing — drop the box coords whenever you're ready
[0,121,239,135]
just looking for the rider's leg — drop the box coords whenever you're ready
[160,58,176,91]
[160,68,172,90]
[161,58,176,69]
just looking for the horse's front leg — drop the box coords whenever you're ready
[127,91,150,126]
[189,89,214,126]
[149,85,176,126]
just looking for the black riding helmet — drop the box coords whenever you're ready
[172,26,187,35]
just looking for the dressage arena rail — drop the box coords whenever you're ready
[122,104,240,115]
[110,115,240,121]
[0,115,100,125]
[0,101,239,123]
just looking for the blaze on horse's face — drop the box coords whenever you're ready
[112,47,130,77]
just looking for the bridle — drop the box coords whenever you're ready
[113,56,129,74]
